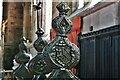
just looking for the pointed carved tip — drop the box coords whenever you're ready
[56,2,70,15]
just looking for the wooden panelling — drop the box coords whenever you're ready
[78,25,120,79]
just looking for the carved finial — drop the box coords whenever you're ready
[56,2,70,15]
[33,1,48,52]
[28,2,80,80]
[46,2,80,80]
[18,36,27,51]
[15,37,30,64]
[33,28,48,52]
[52,2,72,36]
[33,2,42,10]
[14,37,33,79]
[36,28,44,37]
[15,51,30,64]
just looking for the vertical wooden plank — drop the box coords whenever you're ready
[80,38,96,79]
[84,39,87,78]
[112,36,119,78]
[80,39,86,78]
[118,35,120,78]
[99,37,105,78]
[88,39,95,78]
[104,37,110,78]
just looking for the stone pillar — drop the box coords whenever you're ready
[0,2,5,71]
[31,0,38,57]
[23,2,32,41]
[4,2,23,70]
[42,0,52,41]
